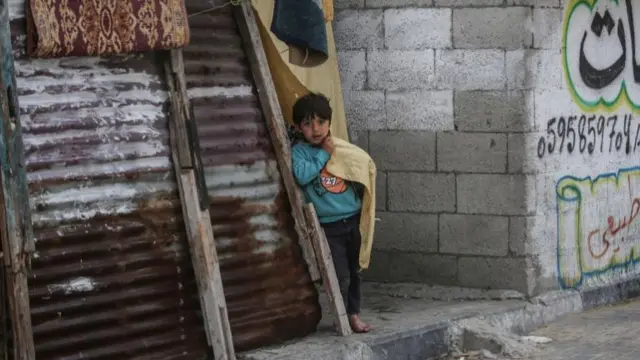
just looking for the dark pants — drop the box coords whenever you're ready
[321,214,361,315]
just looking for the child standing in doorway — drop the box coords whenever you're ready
[290,92,372,333]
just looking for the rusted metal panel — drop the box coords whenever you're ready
[183,2,321,351]
[8,0,321,356]
[9,9,210,360]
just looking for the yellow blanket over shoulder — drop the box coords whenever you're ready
[326,138,376,269]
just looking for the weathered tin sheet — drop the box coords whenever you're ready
[183,2,320,351]
[7,0,321,357]
[9,10,210,360]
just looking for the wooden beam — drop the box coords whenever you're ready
[0,3,36,359]
[303,204,352,336]
[233,0,321,282]
[0,263,9,360]
[164,49,236,360]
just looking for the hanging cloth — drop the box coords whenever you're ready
[270,0,328,67]
[26,0,190,58]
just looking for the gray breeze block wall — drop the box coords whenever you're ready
[334,0,565,295]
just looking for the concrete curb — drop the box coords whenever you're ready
[367,323,449,360]
[240,281,640,360]
[580,277,640,310]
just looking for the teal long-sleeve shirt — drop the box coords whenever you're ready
[291,143,361,224]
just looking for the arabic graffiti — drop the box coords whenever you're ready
[564,0,640,111]
[586,192,640,260]
[557,167,640,289]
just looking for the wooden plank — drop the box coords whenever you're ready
[164,50,236,360]
[0,262,8,360]
[303,204,352,336]
[0,3,36,359]
[233,1,321,282]
[167,49,192,169]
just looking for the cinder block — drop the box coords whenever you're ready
[338,51,366,90]
[350,130,369,152]
[435,0,503,6]
[367,0,433,7]
[454,91,529,132]
[376,171,386,211]
[374,212,439,252]
[386,90,454,130]
[440,214,509,256]
[367,50,435,90]
[506,49,563,89]
[335,0,365,8]
[435,50,505,90]
[533,89,577,131]
[534,173,559,216]
[510,132,551,173]
[505,50,526,89]
[365,250,458,285]
[334,10,383,50]
[507,133,532,174]
[385,8,452,50]
[388,172,455,212]
[533,8,563,49]
[437,132,507,173]
[343,91,386,130]
[458,256,533,293]
[363,251,391,281]
[506,0,561,6]
[509,216,536,256]
[453,7,532,49]
[370,131,436,171]
[457,174,533,215]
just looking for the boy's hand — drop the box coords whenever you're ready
[321,135,335,155]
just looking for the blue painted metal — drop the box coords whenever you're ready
[0,0,36,358]
[0,0,33,256]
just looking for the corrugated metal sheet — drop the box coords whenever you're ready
[9,9,210,360]
[183,2,320,351]
[7,0,23,22]
[2,3,17,358]
[8,0,321,356]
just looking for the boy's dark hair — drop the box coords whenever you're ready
[292,92,332,125]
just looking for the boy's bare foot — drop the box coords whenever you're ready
[348,314,372,333]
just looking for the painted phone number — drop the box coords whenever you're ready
[537,114,640,158]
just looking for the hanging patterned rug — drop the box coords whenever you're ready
[26,0,190,58]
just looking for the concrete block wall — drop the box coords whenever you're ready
[334,0,565,295]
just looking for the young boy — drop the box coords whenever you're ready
[291,92,372,333]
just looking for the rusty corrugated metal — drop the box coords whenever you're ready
[8,0,321,356]
[183,2,321,351]
[9,9,210,360]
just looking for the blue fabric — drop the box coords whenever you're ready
[270,0,328,64]
[292,143,362,223]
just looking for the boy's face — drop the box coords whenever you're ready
[296,115,330,145]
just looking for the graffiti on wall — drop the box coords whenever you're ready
[557,167,640,288]
[553,1,640,288]
[564,0,640,111]
[536,0,640,158]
